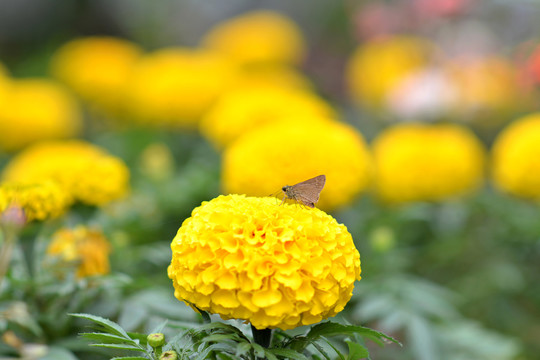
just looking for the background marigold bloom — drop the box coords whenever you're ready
[47,226,111,278]
[491,113,540,199]
[372,123,485,203]
[222,120,372,211]
[443,56,525,120]
[168,194,361,330]
[0,79,82,152]
[2,140,129,206]
[0,181,72,222]
[202,10,305,66]
[231,65,313,92]
[50,36,142,114]
[346,35,434,109]
[200,87,335,149]
[0,63,9,103]
[124,48,237,128]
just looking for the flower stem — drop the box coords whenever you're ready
[251,325,272,348]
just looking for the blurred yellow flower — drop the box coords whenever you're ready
[222,120,372,211]
[444,56,525,121]
[139,142,175,181]
[0,181,72,222]
[168,194,361,330]
[492,113,540,199]
[0,79,82,152]
[50,36,142,114]
[125,47,237,128]
[2,140,129,206]
[346,35,434,109]
[202,10,305,66]
[47,226,111,278]
[200,87,335,149]
[232,65,313,92]
[373,123,485,203]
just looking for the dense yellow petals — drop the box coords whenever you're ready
[373,123,485,203]
[168,195,361,330]
[0,181,72,222]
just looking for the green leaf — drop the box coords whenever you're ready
[270,348,309,360]
[201,334,240,343]
[252,343,267,358]
[307,322,401,347]
[127,332,149,345]
[80,332,135,345]
[346,341,369,360]
[110,357,149,360]
[235,342,251,356]
[70,313,130,339]
[89,343,146,352]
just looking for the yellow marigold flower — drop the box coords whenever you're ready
[50,36,142,114]
[444,56,525,120]
[202,10,305,66]
[491,113,540,199]
[373,123,485,203]
[0,181,72,222]
[2,140,129,206]
[125,47,237,128]
[222,121,372,211]
[200,87,335,149]
[47,226,111,278]
[168,194,361,330]
[0,79,82,152]
[346,35,434,109]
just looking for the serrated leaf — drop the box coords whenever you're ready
[127,332,149,345]
[89,343,145,352]
[70,313,130,339]
[346,341,369,360]
[270,348,309,360]
[310,341,332,360]
[193,343,234,360]
[110,357,149,360]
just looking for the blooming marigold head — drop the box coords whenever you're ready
[124,47,237,128]
[373,123,485,203]
[50,36,142,114]
[0,79,82,152]
[222,120,372,211]
[346,35,434,109]
[1,140,129,206]
[0,181,72,222]
[200,87,335,149]
[47,226,111,278]
[167,194,361,330]
[491,113,540,199]
[202,10,306,66]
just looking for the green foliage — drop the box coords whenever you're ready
[71,312,399,360]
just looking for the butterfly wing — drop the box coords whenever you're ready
[290,175,326,206]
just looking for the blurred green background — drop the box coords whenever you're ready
[1,1,540,359]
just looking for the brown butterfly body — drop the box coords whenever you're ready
[280,175,326,208]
